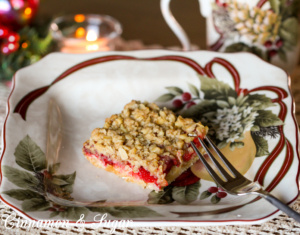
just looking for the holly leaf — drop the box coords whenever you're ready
[22,198,50,211]
[50,211,60,218]
[279,17,299,45]
[62,207,89,220]
[147,185,174,204]
[252,134,269,157]
[278,49,288,62]
[48,163,60,175]
[199,75,236,100]
[225,43,265,60]
[211,195,221,204]
[50,178,70,186]
[2,189,43,201]
[165,86,183,96]
[269,0,281,13]
[2,166,39,189]
[54,172,76,184]
[247,94,275,110]
[14,135,46,172]
[52,172,76,193]
[254,110,284,127]
[172,181,201,204]
[88,206,162,218]
[200,190,212,200]
[155,93,175,102]
[182,100,217,118]
[187,83,200,97]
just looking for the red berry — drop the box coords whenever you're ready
[186,101,196,109]
[275,39,283,48]
[182,92,192,101]
[172,99,183,108]
[264,40,273,48]
[207,186,218,193]
[216,191,227,198]
[268,49,277,57]
[48,208,56,212]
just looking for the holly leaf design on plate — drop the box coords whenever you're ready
[254,110,284,127]
[269,0,281,13]
[278,48,288,62]
[279,17,299,46]
[182,100,217,118]
[48,163,60,175]
[88,206,162,218]
[2,166,39,189]
[211,195,221,204]
[200,190,212,200]
[247,94,275,110]
[199,75,236,100]
[22,197,50,212]
[224,43,265,60]
[14,135,46,172]
[2,189,44,201]
[171,181,201,205]
[147,185,174,204]
[165,86,183,96]
[187,82,200,97]
[252,134,270,157]
[155,93,175,102]
[45,171,76,197]
[59,207,89,220]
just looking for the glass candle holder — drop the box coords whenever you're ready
[50,14,122,53]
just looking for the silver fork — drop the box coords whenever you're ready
[191,136,300,222]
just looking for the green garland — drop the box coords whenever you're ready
[0,23,53,81]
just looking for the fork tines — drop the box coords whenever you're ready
[190,137,242,183]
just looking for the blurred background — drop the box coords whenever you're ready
[0,0,299,81]
[36,0,207,49]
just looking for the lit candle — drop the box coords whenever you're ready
[50,14,122,53]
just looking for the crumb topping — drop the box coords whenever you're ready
[84,100,208,181]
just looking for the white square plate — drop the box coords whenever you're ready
[1,50,299,227]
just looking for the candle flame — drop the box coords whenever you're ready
[74,14,85,23]
[75,27,85,38]
[86,30,98,42]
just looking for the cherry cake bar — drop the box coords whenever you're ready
[82,100,208,191]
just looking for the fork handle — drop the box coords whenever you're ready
[260,192,300,222]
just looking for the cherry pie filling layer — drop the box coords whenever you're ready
[83,140,201,190]
[83,100,207,191]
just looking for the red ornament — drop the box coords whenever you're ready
[6,31,20,42]
[0,25,9,38]
[0,0,39,30]
[1,41,19,54]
